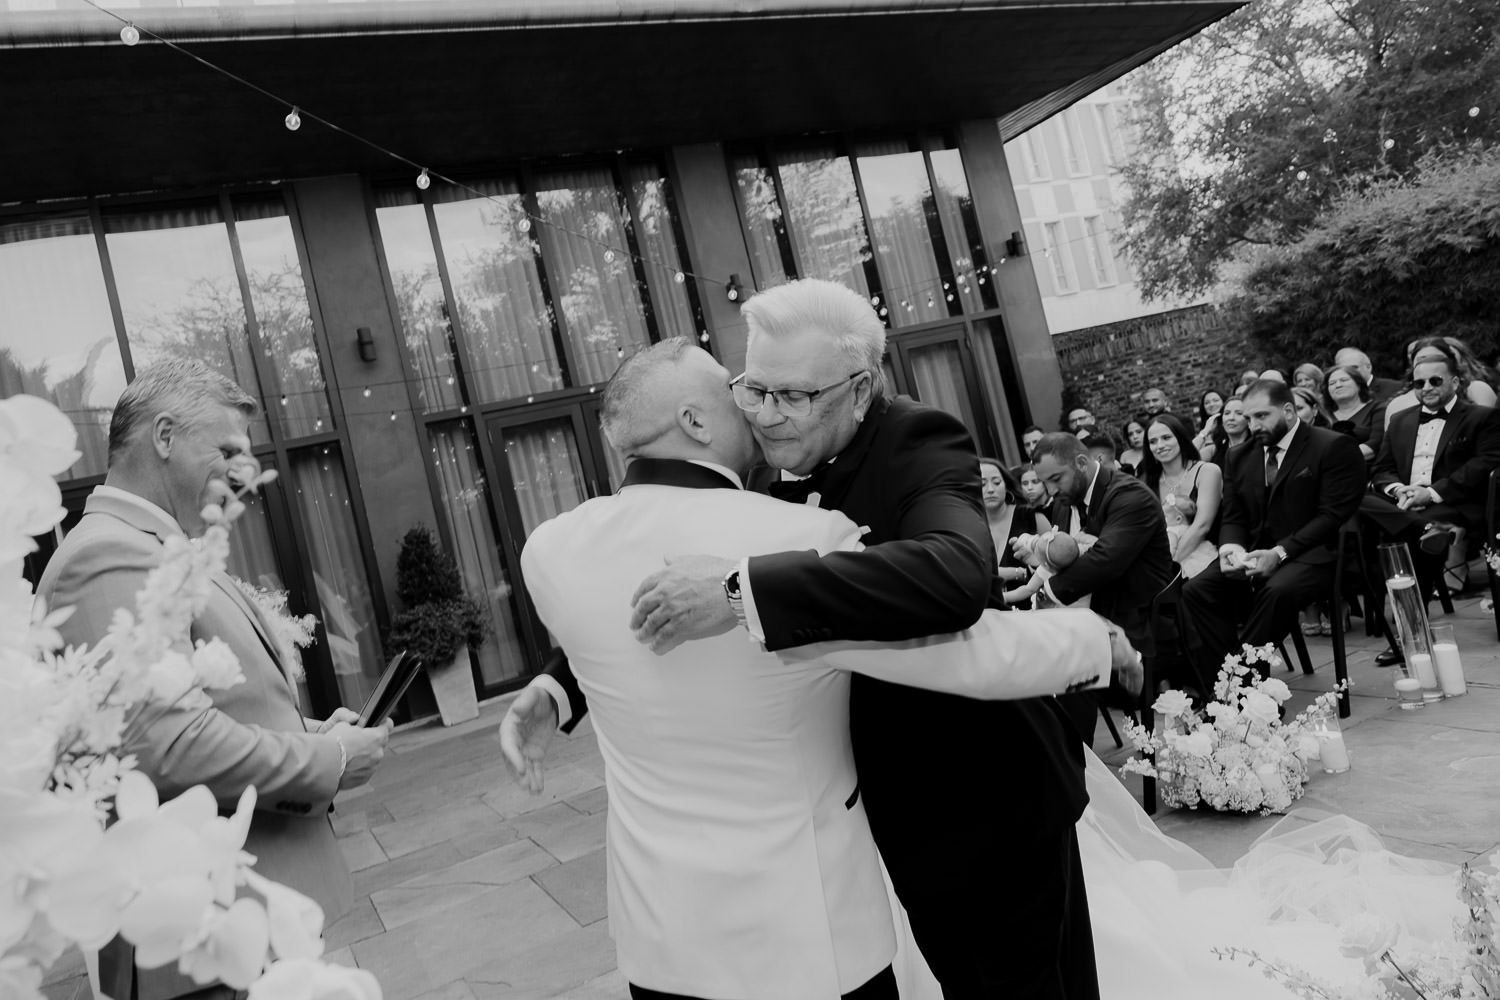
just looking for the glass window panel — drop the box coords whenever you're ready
[497,416,590,539]
[1022,131,1050,180]
[429,419,532,688]
[234,197,333,438]
[1043,222,1075,294]
[624,161,699,344]
[1084,216,1116,286]
[1094,104,1121,165]
[431,179,564,403]
[534,166,651,387]
[0,212,126,480]
[853,142,945,328]
[908,340,981,444]
[224,483,285,592]
[1061,110,1089,175]
[928,148,995,313]
[731,154,791,290]
[286,445,383,709]
[373,190,465,413]
[104,204,271,444]
[775,147,873,299]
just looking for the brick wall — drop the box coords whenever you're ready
[1051,304,1258,435]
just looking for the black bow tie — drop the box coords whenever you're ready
[1418,409,1447,424]
[768,466,829,504]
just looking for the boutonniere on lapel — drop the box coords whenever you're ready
[1294,468,1313,480]
[233,578,318,680]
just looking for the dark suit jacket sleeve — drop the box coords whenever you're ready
[542,649,590,735]
[1047,483,1160,607]
[1218,446,1251,550]
[1363,400,1388,459]
[1434,406,1500,504]
[1280,432,1365,561]
[747,406,991,652]
[1370,416,1403,496]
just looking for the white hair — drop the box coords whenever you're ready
[741,279,886,396]
[599,337,695,454]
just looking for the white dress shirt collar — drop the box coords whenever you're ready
[1268,419,1300,455]
[1082,461,1103,509]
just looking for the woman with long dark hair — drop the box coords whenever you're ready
[1138,413,1222,578]
[1203,396,1250,466]
[1119,417,1148,475]
[980,457,1052,590]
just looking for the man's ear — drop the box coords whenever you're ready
[150,413,177,460]
[678,403,711,445]
[852,371,875,422]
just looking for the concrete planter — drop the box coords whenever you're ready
[429,644,479,726]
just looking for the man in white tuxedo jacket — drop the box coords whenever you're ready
[517,340,1134,1000]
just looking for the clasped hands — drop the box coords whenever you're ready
[1218,544,1284,579]
[1391,483,1436,511]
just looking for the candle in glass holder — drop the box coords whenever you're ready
[1318,730,1351,773]
[1394,676,1424,709]
[1431,625,1467,697]
[1409,651,1438,689]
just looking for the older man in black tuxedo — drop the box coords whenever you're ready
[1360,348,1500,662]
[1181,379,1366,679]
[1028,432,1175,737]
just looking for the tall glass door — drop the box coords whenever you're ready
[888,325,1000,458]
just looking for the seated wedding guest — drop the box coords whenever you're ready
[1361,345,1500,663]
[1027,432,1174,740]
[1259,368,1287,383]
[1020,424,1045,459]
[1205,396,1251,466]
[1322,363,1386,462]
[1386,336,1499,428]
[1335,346,1406,404]
[1017,461,1049,508]
[1118,417,1148,475]
[980,457,1051,590]
[1067,406,1098,437]
[1142,387,1170,417]
[1191,389,1226,454]
[1293,363,1324,394]
[1087,432,1120,471]
[1238,368,1263,393]
[1180,379,1365,681]
[1292,386,1331,429]
[1138,413,1222,579]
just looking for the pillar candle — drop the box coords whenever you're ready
[1318,731,1351,772]
[1432,642,1467,697]
[1409,652,1438,689]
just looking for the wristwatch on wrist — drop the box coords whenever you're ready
[1271,545,1289,563]
[723,568,746,627]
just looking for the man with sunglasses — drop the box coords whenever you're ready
[1362,348,1500,664]
[508,278,1107,999]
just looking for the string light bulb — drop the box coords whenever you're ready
[517,218,532,233]
[603,249,616,264]
[1383,138,1395,150]
[1296,169,1308,181]
[674,271,686,284]
[1471,106,1481,118]
[284,108,302,132]
[390,411,398,421]
[416,169,431,191]
[120,23,140,45]
[362,387,371,398]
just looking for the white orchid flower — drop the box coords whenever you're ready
[250,957,383,1000]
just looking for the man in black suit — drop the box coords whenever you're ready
[1028,432,1174,738]
[1360,349,1500,661]
[506,279,1116,999]
[1181,379,1366,679]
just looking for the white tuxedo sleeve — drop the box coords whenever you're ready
[775,607,1111,699]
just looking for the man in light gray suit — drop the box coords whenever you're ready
[36,360,391,1000]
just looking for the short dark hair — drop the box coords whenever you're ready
[1409,339,1461,378]
[1087,434,1118,458]
[1320,364,1371,410]
[1032,431,1088,464]
[1243,378,1293,408]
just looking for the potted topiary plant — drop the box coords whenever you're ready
[388,525,490,725]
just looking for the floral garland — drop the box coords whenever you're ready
[234,578,318,681]
[1215,863,1500,999]
[0,394,379,1000]
[1121,644,1347,815]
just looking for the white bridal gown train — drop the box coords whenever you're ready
[888,748,1471,999]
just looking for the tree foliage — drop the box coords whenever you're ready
[1119,0,1500,301]
[1237,144,1500,373]
[389,525,489,666]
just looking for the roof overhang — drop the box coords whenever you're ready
[0,0,1239,203]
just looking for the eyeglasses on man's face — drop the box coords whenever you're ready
[730,371,865,416]
[1411,375,1450,389]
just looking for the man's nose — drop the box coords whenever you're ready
[753,399,785,426]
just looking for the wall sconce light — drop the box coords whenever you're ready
[1004,231,1026,258]
[355,327,376,363]
[725,274,745,303]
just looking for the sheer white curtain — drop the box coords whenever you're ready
[908,341,979,442]
[853,141,946,327]
[429,420,531,687]
[501,418,590,538]
[731,154,791,291]
[776,147,872,299]
[374,190,465,412]
[928,148,991,315]
[625,162,699,344]
[535,166,651,386]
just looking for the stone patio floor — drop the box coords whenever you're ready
[42,592,1500,999]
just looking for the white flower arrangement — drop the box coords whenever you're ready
[234,578,318,681]
[1215,863,1500,999]
[0,395,379,1000]
[1121,644,1347,815]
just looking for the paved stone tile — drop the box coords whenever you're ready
[324,946,356,968]
[371,798,504,859]
[528,808,608,864]
[332,802,393,837]
[326,895,384,951]
[449,822,525,860]
[351,880,577,1000]
[508,802,583,839]
[412,980,479,1000]
[372,839,559,930]
[353,839,466,898]
[1375,684,1500,733]
[340,829,389,871]
[564,786,610,815]
[533,848,608,925]
[481,764,604,822]
[543,968,629,999]
[381,765,521,821]
[464,921,615,999]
